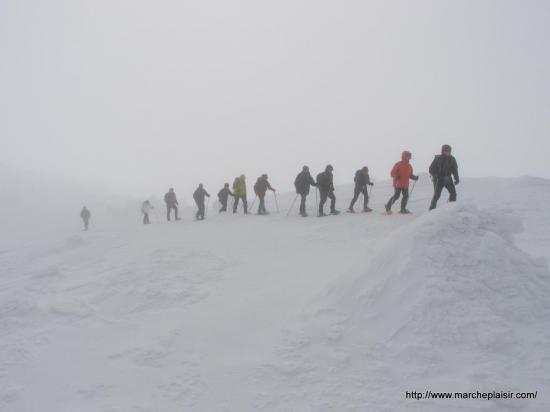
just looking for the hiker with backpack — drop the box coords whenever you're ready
[253,174,276,215]
[294,166,317,217]
[429,144,459,210]
[385,151,419,214]
[316,165,340,216]
[348,166,374,213]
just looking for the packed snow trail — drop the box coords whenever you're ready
[1,175,550,411]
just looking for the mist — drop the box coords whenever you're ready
[1,0,549,197]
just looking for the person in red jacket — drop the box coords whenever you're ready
[385,151,419,214]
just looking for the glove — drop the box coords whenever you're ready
[369,182,374,186]
[411,175,419,181]
[454,179,459,185]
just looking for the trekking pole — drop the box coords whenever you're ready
[249,195,257,210]
[274,191,280,213]
[315,188,319,214]
[286,194,299,216]
[409,179,418,197]
[367,185,373,208]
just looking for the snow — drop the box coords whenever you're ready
[1,170,549,411]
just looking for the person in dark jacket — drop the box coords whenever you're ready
[217,183,234,213]
[294,165,317,217]
[348,166,374,213]
[164,188,180,221]
[253,174,276,215]
[429,144,459,210]
[193,184,210,220]
[316,164,340,216]
[80,206,91,230]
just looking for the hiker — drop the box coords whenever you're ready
[164,188,180,221]
[141,200,153,224]
[348,166,374,213]
[217,183,234,213]
[80,206,91,231]
[429,144,459,210]
[316,164,340,216]
[253,174,276,215]
[294,165,317,217]
[193,184,210,220]
[232,175,248,214]
[385,151,419,214]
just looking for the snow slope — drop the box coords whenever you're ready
[1,171,549,411]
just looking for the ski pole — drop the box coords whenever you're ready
[286,194,299,216]
[274,191,280,213]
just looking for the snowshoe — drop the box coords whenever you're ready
[330,210,341,215]
[399,209,412,214]
[347,208,355,213]
[362,207,373,213]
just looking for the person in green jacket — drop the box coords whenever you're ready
[232,174,248,214]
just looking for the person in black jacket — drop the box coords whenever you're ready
[316,164,340,216]
[429,144,459,210]
[348,166,374,213]
[294,166,317,217]
[217,183,234,213]
[80,206,91,230]
[253,174,276,215]
[164,188,180,221]
[193,184,210,220]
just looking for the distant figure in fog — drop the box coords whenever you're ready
[141,200,153,224]
[193,184,210,220]
[217,183,234,213]
[80,206,91,231]
[164,188,180,221]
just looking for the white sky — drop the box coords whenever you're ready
[1,0,549,196]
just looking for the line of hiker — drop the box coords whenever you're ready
[79,145,459,229]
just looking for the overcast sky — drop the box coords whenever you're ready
[1,0,549,196]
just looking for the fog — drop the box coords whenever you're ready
[1,0,549,197]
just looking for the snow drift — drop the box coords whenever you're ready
[265,203,550,411]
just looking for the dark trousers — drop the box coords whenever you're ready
[143,213,150,224]
[386,187,409,211]
[82,218,89,231]
[196,201,205,220]
[299,193,308,214]
[430,177,457,210]
[166,204,178,221]
[349,186,368,210]
[219,198,228,212]
[257,194,267,214]
[233,195,248,213]
[319,190,336,214]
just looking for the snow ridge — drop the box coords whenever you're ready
[264,204,550,411]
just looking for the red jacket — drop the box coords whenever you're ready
[391,151,414,189]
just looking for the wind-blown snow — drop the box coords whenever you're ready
[1,169,549,411]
